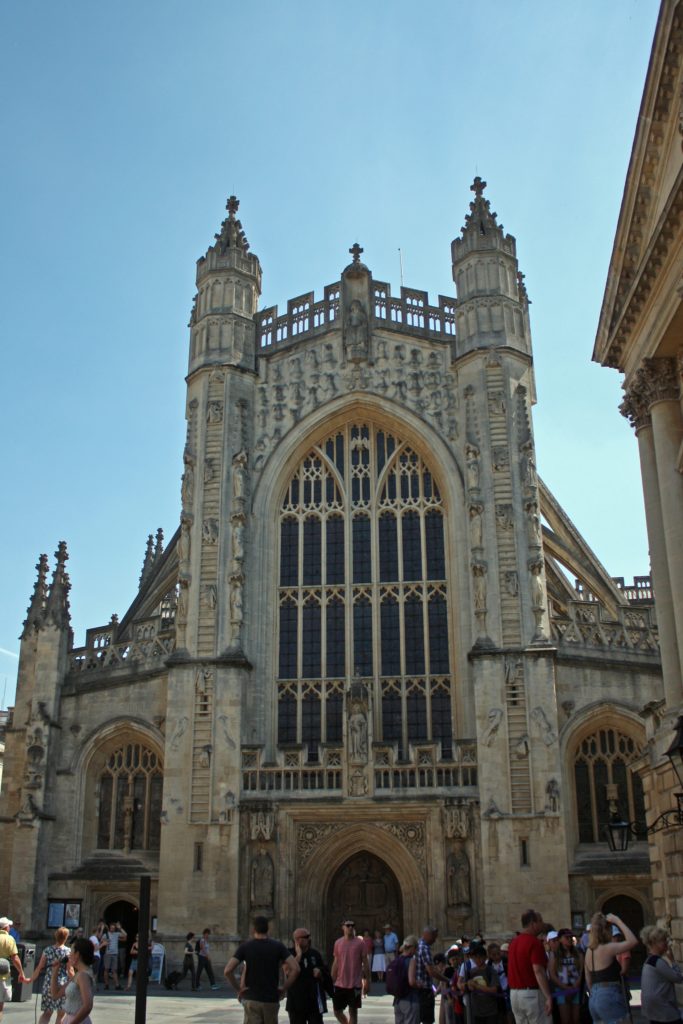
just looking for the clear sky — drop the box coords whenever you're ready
[0,0,659,708]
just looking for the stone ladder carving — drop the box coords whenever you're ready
[190,665,215,823]
[487,360,522,645]
[505,657,532,813]
[198,371,225,657]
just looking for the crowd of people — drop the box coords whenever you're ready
[2,907,683,1024]
[220,911,682,1024]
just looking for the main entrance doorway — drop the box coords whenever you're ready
[325,852,403,959]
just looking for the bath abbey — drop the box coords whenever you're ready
[0,178,665,959]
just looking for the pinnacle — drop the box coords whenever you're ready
[213,195,250,254]
[21,553,50,637]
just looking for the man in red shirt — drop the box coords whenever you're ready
[331,920,370,1024]
[507,909,552,1024]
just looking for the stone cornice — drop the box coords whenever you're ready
[594,2,683,367]
[602,172,683,368]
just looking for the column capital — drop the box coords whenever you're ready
[640,357,680,405]
[621,356,680,429]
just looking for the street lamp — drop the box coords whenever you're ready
[604,715,683,852]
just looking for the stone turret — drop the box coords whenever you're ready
[452,177,531,357]
[188,196,262,376]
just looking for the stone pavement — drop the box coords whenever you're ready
[3,986,645,1024]
[3,986,398,1023]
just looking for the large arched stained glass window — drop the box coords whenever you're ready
[96,742,163,852]
[574,727,646,843]
[277,423,454,762]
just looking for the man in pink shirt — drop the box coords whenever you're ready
[331,920,370,1024]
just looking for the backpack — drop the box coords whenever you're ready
[386,955,411,999]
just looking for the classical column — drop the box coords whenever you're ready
[626,358,683,702]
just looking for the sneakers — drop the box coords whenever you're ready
[211,984,220,990]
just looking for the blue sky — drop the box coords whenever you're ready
[0,0,658,707]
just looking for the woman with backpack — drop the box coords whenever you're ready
[387,935,419,1024]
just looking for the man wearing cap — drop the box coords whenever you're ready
[384,924,400,965]
[507,910,552,1024]
[331,920,370,1024]
[225,915,300,1024]
[286,927,331,1024]
[0,917,27,1022]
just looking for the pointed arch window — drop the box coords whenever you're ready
[96,742,163,852]
[276,423,455,762]
[573,727,646,843]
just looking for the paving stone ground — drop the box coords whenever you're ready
[3,984,645,1024]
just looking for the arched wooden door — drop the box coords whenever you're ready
[326,851,403,959]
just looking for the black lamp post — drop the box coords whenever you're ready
[605,714,683,852]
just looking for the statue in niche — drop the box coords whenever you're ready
[492,446,509,472]
[200,584,217,610]
[525,501,541,547]
[229,577,244,643]
[529,560,544,608]
[181,455,194,508]
[468,503,484,549]
[348,705,368,763]
[520,440,537,491]
[344,300,369,361]
[482,708,503,747]
[178,517,191,568]
[472,562,487,614]
[250,849,274,907]
[465,444,480,491]
[232,450,248,505]
[546,778,560,813]
[489,391,506,417]
[515,734,530,758]
[177,580,189,623]
[447,846,471,907]
[231,516,245,565]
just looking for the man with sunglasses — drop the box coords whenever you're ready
[286,927,332,1024]
[331,920,371,1024]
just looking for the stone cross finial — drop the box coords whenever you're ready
[470,177,487,197]
[226,195,240,216]
[349,242,364,264]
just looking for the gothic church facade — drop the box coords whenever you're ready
[0,182,663,958]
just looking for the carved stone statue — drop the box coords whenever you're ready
[443,804,470,840]
[207,401,223,424]
[531,706,557,746]
[250,849,274,907]
[546,778,560,813]
[250,810,275,841]
[232,450,248,504]
[472,561,487,613]
[465,444,480,491]
[525,501,541,547]
[447,846,471,907]
[178,518,191,568]
[482,708,503,747]
[229,576,244,644]
[202,519,219,545]
[468,503,484,549]
[345,300,369,361]
[348,706,368,762]
[181,456,194,508]
[520,440,537,491]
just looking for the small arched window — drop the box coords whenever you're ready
[573,727,646,843]
[96,743,163,852]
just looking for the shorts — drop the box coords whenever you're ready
[243,999,280,1024]
[588,982,628,1024]
[555,991,580,1006]
[333,987,362,1011]
[104,952,119,971]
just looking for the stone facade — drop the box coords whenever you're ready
[0,182,663,962]
[594,0,683,953]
